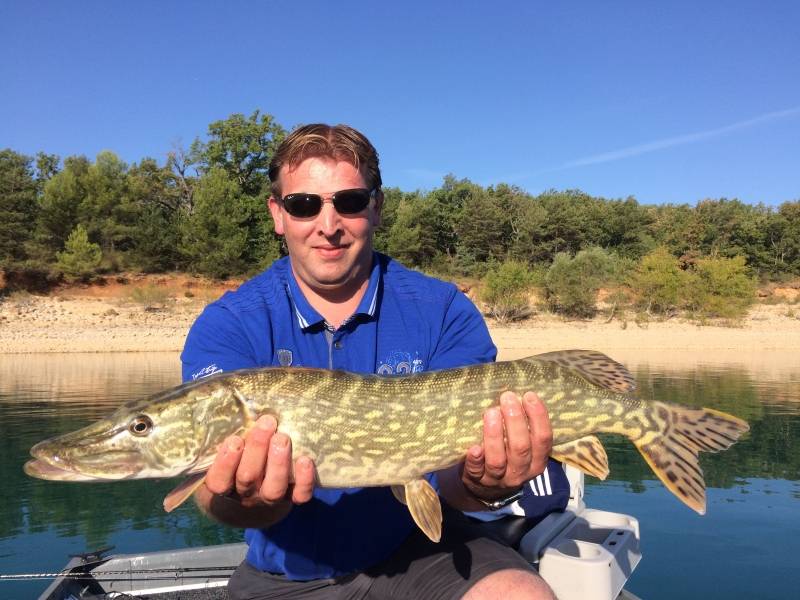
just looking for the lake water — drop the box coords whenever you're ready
[0,352,798,599]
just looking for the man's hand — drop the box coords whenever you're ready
[196,415,317,528]
[461,391,552,502]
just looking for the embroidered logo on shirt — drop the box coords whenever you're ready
[277,349,293,366]
[377,351,424,375]
[192,363,222,380]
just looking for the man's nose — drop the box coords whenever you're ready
[318,202,342,236]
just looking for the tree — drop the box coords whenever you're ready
[35,152,60,187]
[178,168,251,278]
[372,187,403,254]
[594,197,654,260]
[454,187,512,269]
[510,197,548,263]
[427,175,482,258]
[766,201,800,276]
[125,158,185,271]
[56,224,102,279]
[480,260,535,322]
[690,199,770,273]
[385,195,440,267]
[526,190,603,263]
[686,255,757,319]
[78,151,136,260]
[631,247,686,315]
[648,203,697,260]
[545,247,613,317]
[0,149,38,268]
[30,155,90,264]
[192,110,286,197]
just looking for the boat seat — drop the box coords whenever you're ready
[470,514,542,548]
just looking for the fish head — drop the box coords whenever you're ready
[25,376,256,482]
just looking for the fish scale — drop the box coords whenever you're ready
[25,349,749,543]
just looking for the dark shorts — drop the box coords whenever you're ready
[227,508,536,600]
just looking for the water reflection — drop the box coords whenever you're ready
[0,352,798,599]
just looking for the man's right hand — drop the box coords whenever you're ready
[196,415,317,528]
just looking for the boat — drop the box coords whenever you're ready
[37,466,643,600]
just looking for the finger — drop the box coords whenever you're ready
[205,436,243,495]
[259,432,292,503]
[501,392,533,480]
[482,406,507,481]
[463,444,485,482]
[523,392,553,476]
[291,456,316,504]
[235,415,276,497]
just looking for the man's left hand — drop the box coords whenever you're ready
[461,391,553,502]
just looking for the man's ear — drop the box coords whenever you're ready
[372,189,384,227]
[268,196,285,235]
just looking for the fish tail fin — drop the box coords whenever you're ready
[632,402,749,515]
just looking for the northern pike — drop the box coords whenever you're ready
[25,350,749,542]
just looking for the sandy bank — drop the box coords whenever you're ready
[1,283,798,376]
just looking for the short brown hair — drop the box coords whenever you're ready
[268,124,382,197]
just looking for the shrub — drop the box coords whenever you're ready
[129,284,171,310]
[631,247,687,315]
[56,225,102,280]
[686,255,757,319]
[480,260,535,322]
[545,247,613,318]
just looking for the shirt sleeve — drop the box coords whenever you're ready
[428,290,497,370]
[180,301,264,383]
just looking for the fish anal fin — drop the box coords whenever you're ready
[163,473,207,513]
[634,435,706,515]
[404,479,442,543]
[534,350,637,394]
[552,436,609,480]
[391,484,407,505]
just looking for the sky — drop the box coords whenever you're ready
[1,0,798,205]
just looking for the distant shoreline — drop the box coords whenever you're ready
[2,281,798,373]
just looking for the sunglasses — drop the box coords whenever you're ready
[280,188,376,218]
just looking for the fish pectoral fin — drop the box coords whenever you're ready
[391,484,407,505]
[551,436,610,480]
[403,479,442,543]
[163,473,207,513]
[534,349,637,394]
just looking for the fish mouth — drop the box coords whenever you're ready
[25,437,145,481]
[23,457,101,481]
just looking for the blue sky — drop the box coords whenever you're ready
[1,1,798,205]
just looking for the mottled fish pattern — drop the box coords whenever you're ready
[25,350,749,542]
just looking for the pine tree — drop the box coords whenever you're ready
[56,224,102,279]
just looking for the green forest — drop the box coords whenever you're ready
[2,110,799,320]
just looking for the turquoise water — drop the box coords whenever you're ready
[0,353,798,599]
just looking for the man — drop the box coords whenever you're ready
[182,124,561,599]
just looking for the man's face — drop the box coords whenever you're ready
[269,156,382,297]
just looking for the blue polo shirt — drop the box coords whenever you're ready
[181,253,497,580]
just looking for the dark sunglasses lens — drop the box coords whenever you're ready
[333,189,371,214]
[283,194,322,217]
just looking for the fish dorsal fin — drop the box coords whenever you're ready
[533,349,637,394]
[400,479,442,543]
[163,473,207,512]
[551,436,609,480]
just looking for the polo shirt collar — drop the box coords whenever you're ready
[285,253,382,331]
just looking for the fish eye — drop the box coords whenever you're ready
[129,415,153,436]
